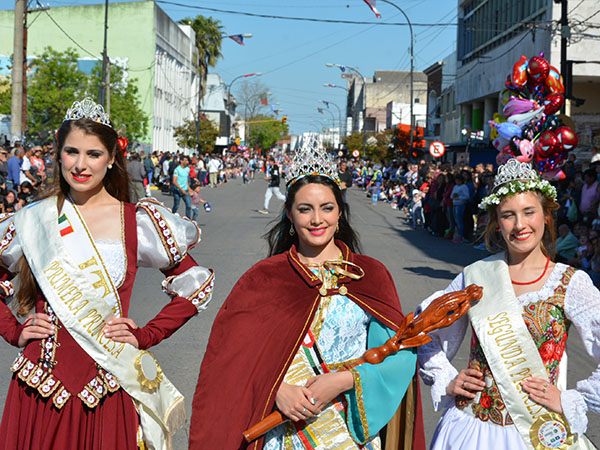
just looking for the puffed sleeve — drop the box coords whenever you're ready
[416,273,468,411]
[131,200,215,350]
[561,270,600,436]
[0,213,25,347]
[345,318,417,443]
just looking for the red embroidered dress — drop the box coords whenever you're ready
[455,267,574,426]
[417,263,600,450]
[0,199,214,450]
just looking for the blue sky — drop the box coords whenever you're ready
[7,0,458,134]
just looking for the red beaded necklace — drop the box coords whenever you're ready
[511,257,551,285]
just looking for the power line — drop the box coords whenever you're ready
[43,9,100,59]
[156,0,459,27]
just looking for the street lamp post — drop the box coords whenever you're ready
[226,72,262,146]
[378,0,414,154]
[326,63,367,154]
[321,100,342,140]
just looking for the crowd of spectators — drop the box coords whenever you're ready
[342,152,600,287]
[5,137,600,287]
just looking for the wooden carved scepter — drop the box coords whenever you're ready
[243,284,483,442]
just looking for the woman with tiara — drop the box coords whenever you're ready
[189,136,426,450]
[0,98,215,450]
[417,158,599,449]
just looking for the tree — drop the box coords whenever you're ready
[179,15,223,102]
[87,63,148,142]
[366,128,395,162]
[0,78,10,115]
[248,114,288,150]
[173,117,219,153]
[236,79,270,121]
[27,47,88,135]
[343,131,365,155]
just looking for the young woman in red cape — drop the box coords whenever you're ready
[189,151,425,450]
[0,98,214,449]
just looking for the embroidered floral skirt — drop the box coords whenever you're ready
[0,375,139,450]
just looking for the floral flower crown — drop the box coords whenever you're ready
[479,159,557,210]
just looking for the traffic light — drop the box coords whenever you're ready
[281,116,287,125]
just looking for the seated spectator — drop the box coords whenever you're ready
[556,224,579,262]
[3,190,16,213]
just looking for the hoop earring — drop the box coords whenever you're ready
[289,224,295,236]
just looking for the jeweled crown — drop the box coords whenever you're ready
[287,134,340,188]
[492,158,539,192]
[64,97,111,127]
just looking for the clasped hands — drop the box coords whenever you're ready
[275,371,354,422]
[19,313,140,349]
[447,368,563,414]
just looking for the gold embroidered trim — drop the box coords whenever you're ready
[289,250,319,281]
[252,294,321,450]
[348,367,370,443]
[161,269,215,313]
[137,201,182,269]
[77,375,107,408]
[0,222,16,262]
[187,270,215,312]
[347,293,400,330]
[99,368,121,393]
[117,201,127,289]
[52,386,71,409]
[38,374,60,398]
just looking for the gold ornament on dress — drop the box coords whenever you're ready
[134,351,164,391]
[529,412,573,450]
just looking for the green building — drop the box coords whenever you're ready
[0,0,198,152]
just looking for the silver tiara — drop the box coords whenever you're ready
[492,158,539,192]
[64,97,111,127]
[287,134,340,187]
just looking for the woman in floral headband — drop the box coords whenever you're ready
[417,158,599,449]
[0,98,215,450]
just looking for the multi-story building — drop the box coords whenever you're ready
[344,70,428,135]
[0,1,199,153]
[203,73,234,152]
[456,0,600,156]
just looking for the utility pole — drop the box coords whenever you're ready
[99,0,109,107]
[10,0,25,141]
[559,0,569,115]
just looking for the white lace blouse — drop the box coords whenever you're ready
[417,263,600,436]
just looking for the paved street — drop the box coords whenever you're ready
[0,177,598,448]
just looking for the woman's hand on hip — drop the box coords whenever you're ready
[275,382,320,422]
[103,317,139,348]
[305,372,354,411]
[18,313,54,347]
[446,368,485,399]
[521,377,563,414]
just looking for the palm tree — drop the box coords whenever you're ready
[179,15,224,102]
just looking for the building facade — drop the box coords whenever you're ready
[203,72,233,151]
[456,0,600,152]
[344,70,428,135]
[0,1,199,153]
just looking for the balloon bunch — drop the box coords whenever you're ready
[489,53,578,180]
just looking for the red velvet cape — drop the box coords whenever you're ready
[189,242,425,450]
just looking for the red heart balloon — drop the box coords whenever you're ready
[555,126,578,153]
[528,56,550,84]
[543,93,564,116]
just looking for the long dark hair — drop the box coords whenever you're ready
[15,118,130,316]
[264,175,361,256]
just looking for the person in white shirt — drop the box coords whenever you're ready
[207,156,221,188]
